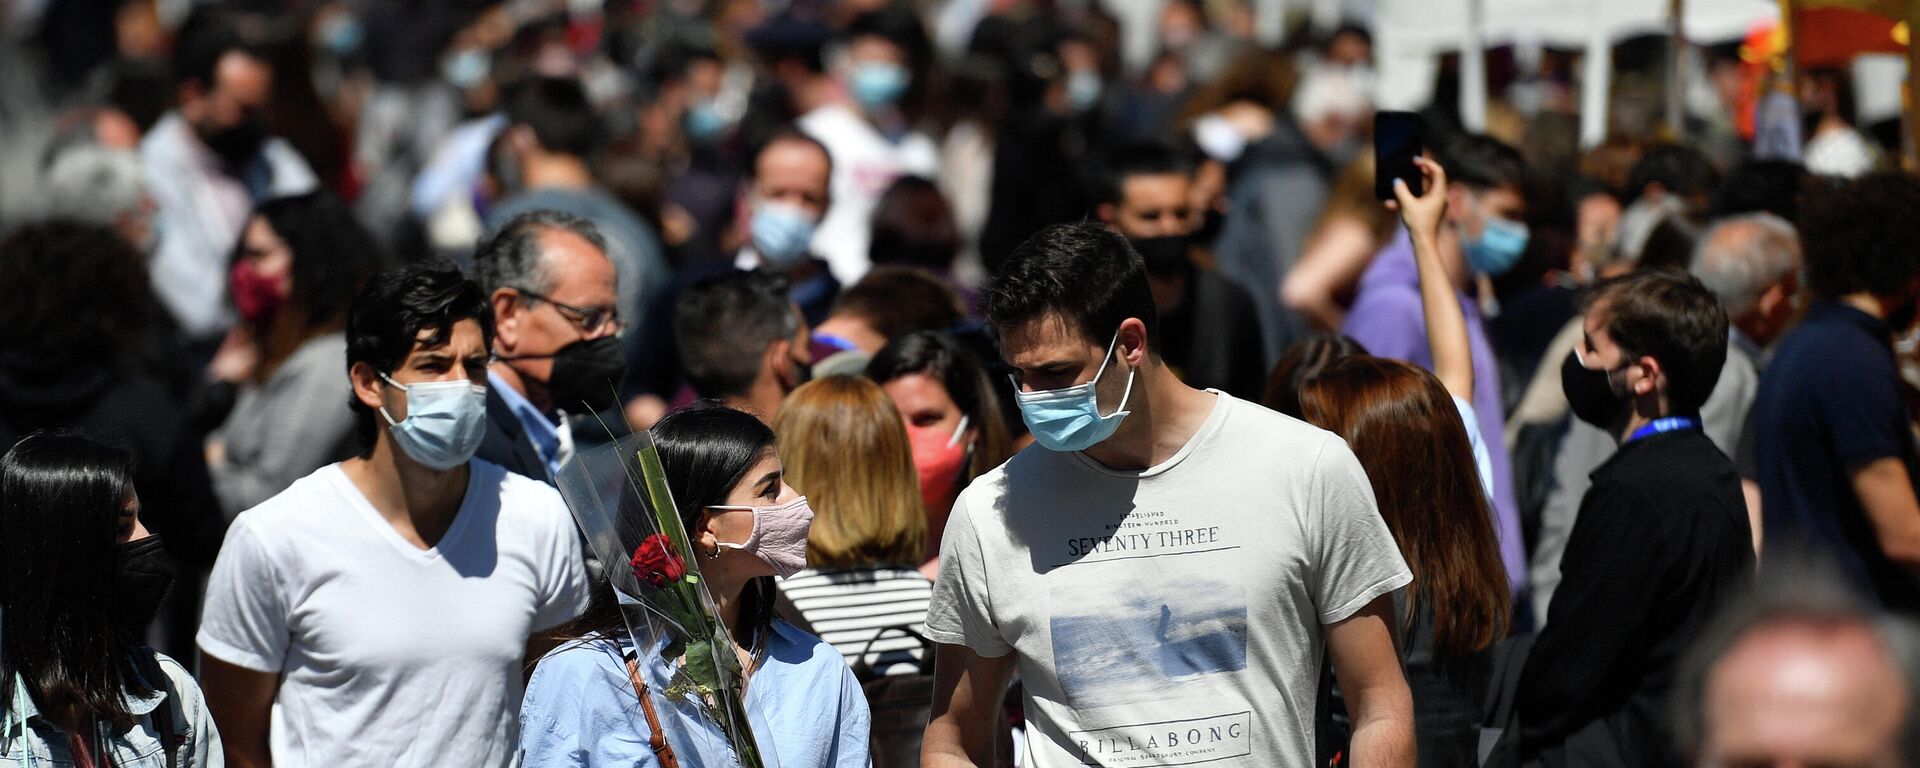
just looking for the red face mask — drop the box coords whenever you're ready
[229,260,286,326]
[907,414,970,514]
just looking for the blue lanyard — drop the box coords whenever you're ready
[1627,416,1701,444]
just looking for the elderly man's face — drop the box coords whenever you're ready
[1699,621,1908,768]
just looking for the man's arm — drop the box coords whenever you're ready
[1326,595,1415,768]
[200,653,280,768]
[1852,457,1920,567]
[922,643,1017,768]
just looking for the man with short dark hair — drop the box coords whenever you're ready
[621,128,838,428]
[1754,173,1920,613]
[922,221,1414,767]
[471,209,628,483]
[811,266,964,374]
[1095,143,1266,399]
[198,265,589,768]
[1496,270,1754,767]
[487,76,669,335]
[674,269,812,421]
[142,5,317,344]
[1344,132,1530,600]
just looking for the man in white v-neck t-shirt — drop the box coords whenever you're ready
[198,266,590,768]
[921,223,1415,768]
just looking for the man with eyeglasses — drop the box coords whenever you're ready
[472,209,630,484]
[198,265,590,768]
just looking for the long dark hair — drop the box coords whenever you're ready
[1300,357,1510,655]
[563,404,781,648]
[0,430,154,731]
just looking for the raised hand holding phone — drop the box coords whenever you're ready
[1392,156,1449,243]
[1395,156,1475,401]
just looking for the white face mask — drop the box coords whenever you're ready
[379,373,488,471]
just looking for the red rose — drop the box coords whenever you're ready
[630,534,686,588]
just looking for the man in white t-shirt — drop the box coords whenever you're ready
[921,222,1415,767]
[198,266,590,768]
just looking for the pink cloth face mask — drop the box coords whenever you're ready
[708,497,815,578]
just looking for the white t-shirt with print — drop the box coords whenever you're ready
[198,460,590,768]
[926,392,1411,768]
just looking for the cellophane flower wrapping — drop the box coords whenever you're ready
[554,431,775,768]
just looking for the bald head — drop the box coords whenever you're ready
[1700,618,1909,767]
[1690,213,1800,344]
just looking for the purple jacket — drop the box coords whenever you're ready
[1342,228,1527,598]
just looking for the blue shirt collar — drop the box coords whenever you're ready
[488,370,562,476]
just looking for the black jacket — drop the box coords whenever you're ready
[474,385,551,486]
[0,349,225,568]
[1158,268,1269,400]
[1498,428,1753,767]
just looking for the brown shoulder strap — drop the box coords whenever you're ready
[624,658,680,768]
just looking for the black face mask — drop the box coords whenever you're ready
[1888,295,1920,336]
[1560,349,1631,433]
[1193,208,1226,247]
[541,336,628,414]
[203,117,268,173]
[1129,234,1194,278]
[115,536,176,632]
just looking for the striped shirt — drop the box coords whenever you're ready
[777,567,933,677]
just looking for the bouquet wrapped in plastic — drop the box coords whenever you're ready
[554,431,775,768]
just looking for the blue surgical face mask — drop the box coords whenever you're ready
[750,201,818,268]
[320,14,364,58]
[1067,69,1103,112]
[441,48,491,90]
[1012,330,1136,452]
[849,62,910,110]
[379,373,488,470]
[1464,212,1530,277]
[684,99,728,143]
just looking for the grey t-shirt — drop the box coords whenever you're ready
[926,392,1411,768]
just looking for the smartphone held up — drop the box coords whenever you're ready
[1374,111,1423,201]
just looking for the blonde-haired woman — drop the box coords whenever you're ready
[772,376,933,678]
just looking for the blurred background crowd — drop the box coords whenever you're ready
[2,0,1920,762]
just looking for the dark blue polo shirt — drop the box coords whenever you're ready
[1754,301,1920,611]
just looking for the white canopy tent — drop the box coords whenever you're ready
[1370,0,1779,144]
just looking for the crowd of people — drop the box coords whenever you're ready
[2,0,1920,766]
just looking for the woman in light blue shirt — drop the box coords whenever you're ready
[1,430,221,767]
[520,404,869,767]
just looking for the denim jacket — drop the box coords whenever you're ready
[0,651,222,767]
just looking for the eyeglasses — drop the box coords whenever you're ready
[516,287,623,335]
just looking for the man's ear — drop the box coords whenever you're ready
[349,360,387,413]
[175,81,207,120]
[1096,203,1119,226]
[490,288,520,353]
[1630,354,1663,399]
[1444,185,1471,224]
[764,339,792,387]
[1118,317,1150,366]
